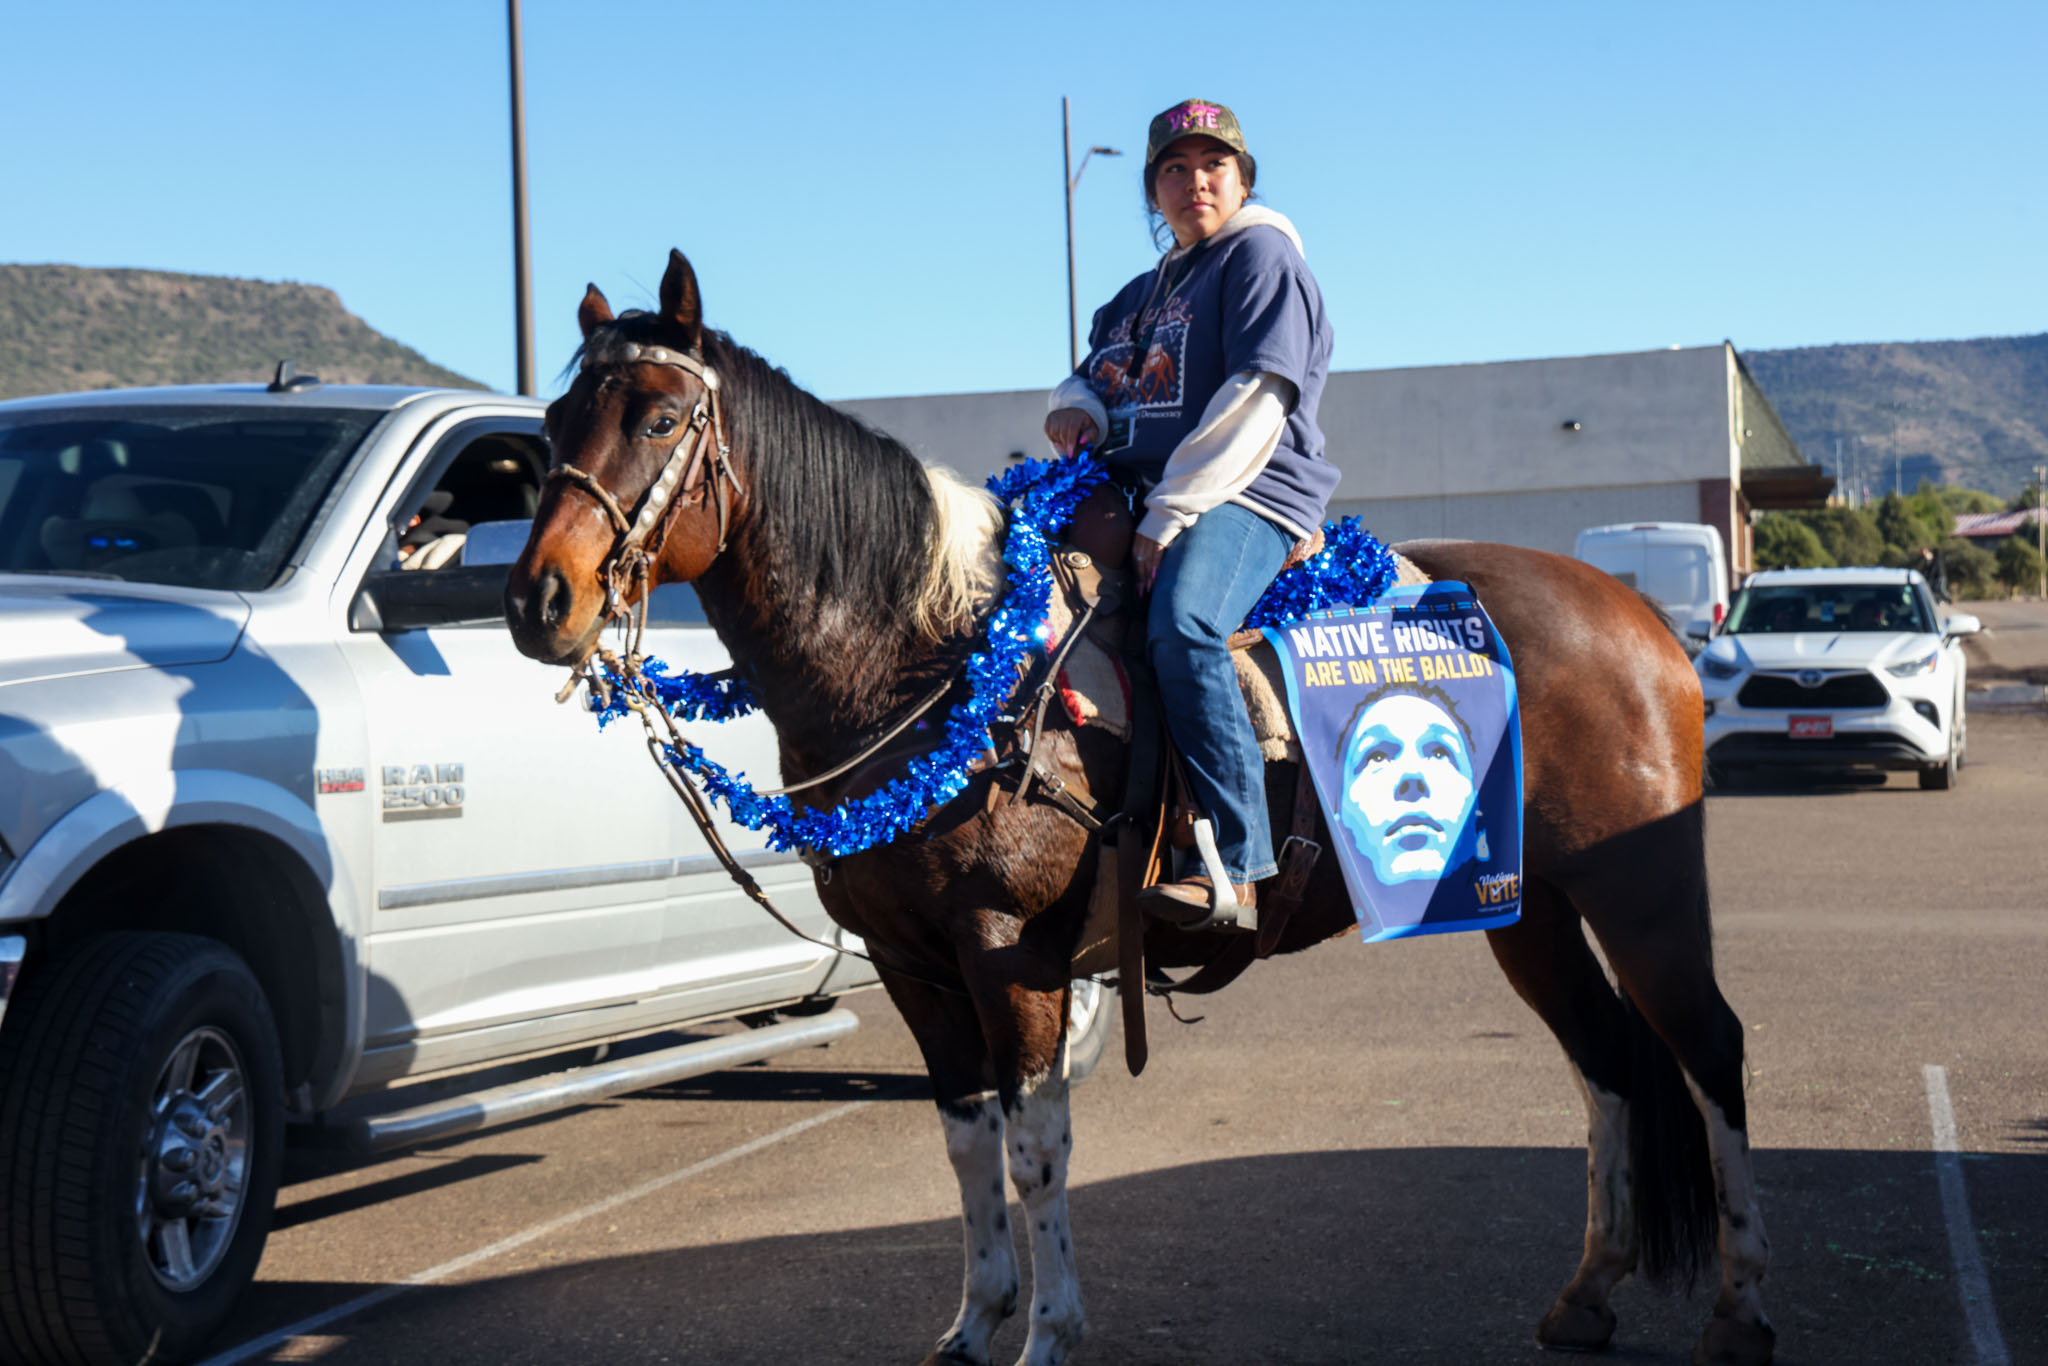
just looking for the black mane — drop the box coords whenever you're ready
[579,312,942,629]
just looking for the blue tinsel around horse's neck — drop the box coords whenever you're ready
[593,454,1397,857]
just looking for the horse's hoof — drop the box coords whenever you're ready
[916,1350,986,1366]
[1692,1311,1775,1366]
[1535,1296,1617,1353]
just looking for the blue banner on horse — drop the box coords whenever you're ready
[1261,582,1523,942]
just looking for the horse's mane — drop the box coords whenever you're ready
[577,313,1000,639]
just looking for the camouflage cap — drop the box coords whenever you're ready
[1145,99,1249,169]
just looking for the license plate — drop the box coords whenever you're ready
[1788,715,1832,739]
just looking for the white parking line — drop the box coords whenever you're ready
[1922,1065,2010,1366]
[198,1100,874,1366]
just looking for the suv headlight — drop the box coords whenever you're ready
[1699,656,1743,680]
[1886,650,1939,678]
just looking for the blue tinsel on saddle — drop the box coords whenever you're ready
[589,453,1398,858]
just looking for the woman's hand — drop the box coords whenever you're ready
[1044,407,1099,457]
[1131,533,1165,594]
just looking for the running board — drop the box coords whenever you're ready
[349,1009,859,1154]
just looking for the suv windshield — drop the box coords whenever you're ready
[1725,582,1933,635]
[0,406,378,591]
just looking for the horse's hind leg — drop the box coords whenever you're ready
[1568,808,1774,1366]
[885,975,1021,1366]
[1487,878,1638,1352]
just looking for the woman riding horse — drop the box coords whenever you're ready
[1046,98,1335,919]
[504,244,1773,1366]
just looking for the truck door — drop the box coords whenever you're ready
[334,415,837,1082]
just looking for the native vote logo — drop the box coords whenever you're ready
[1167,101,1223,134]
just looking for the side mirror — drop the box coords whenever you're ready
[1685,617,1715,640]
[1942,613,1983,639]
[352,565,511,633]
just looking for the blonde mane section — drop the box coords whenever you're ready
[913,465,1005,639]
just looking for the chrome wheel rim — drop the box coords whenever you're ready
[136,1025,250,1292]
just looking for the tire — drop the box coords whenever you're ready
[0,933,285,1366]
[1919,746,1958,790]
[1064,976,1115,1086]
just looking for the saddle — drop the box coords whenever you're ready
[988,485,1429,1076]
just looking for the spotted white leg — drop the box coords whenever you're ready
[1538,1071,1636,1350]
[929,1094,1021,1365]
[1684,1075,1775,1364]
[1006,1066,1082,1366]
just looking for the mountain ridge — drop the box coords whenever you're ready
[0,264,483,398]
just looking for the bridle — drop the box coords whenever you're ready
[546,340,744,628]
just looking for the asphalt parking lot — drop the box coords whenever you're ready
[204,712,2047,1366]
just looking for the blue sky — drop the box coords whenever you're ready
[4,1,2042,400]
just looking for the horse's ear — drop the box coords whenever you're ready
[577,284,614,340]
[658,249,703,348]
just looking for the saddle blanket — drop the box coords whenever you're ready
[1261,582,1524,942]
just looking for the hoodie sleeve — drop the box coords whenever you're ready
[1134,370,1297,547]
[1045,372,1110,453]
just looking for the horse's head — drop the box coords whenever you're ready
[505,249,744,665]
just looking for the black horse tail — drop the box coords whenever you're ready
[1620,879,1721,1289]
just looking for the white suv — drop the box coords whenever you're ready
[1693,567,1979,789]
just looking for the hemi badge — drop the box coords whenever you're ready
[318,767,366,794]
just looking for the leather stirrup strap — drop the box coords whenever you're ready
[1154,933,1258,997]
[1257,761,1323,958]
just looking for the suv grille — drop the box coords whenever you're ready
[1738,671,1889,709]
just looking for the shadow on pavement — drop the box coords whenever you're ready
[219,1143,2044,1366]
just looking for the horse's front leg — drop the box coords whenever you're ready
[1004,1052,1081,1366]
[880,972,1020,1366]
[930,1091,1023,1364]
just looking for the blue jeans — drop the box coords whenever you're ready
[1147,503,1293,884]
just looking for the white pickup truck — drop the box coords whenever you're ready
[0,379,905,1364]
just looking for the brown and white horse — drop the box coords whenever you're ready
[505,250,1773,1366]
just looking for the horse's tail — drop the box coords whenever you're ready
[1620,880,1719,1289]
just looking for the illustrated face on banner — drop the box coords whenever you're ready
[1337,690,1477,884]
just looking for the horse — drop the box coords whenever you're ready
[504,249,1773,1366]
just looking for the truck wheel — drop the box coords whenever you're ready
[0,933,285,1366]
[1064,976,1115,1086]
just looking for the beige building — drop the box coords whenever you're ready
[838,342,1830,581]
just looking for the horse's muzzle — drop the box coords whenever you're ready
[504,563,601,666]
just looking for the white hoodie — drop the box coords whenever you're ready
[1048,205,1311,546]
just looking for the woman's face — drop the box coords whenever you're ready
[1339,694,1477,885]
[1152,135,1248,247]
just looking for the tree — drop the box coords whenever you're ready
[2009,481,2044,514]
[1995,535,2045,597]
[1938,538,1997,600]
[1907,480,1955,539]
[1753,515,1831,570]
[1876,492,1943,555]
[1792,506,1884,566]
[1935,486,2006,517]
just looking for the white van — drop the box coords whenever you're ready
[1573,522,1730,643]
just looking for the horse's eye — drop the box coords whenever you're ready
[647,415,677,438]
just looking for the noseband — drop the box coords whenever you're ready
[548,341,743,624]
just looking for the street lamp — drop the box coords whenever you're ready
[1879,400,1912,497]
[1062,97,1121,370]
[508,0,535,396]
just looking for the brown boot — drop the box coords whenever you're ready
[1138,874,1257,925]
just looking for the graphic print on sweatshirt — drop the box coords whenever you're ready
[1089,294,1193,417]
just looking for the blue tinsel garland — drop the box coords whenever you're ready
[592,455,1397,858]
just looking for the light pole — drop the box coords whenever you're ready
[2036,463,2046,598]
[1880,400,1910,497]
[1062,97,1121,371]
[508,0,535,396]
